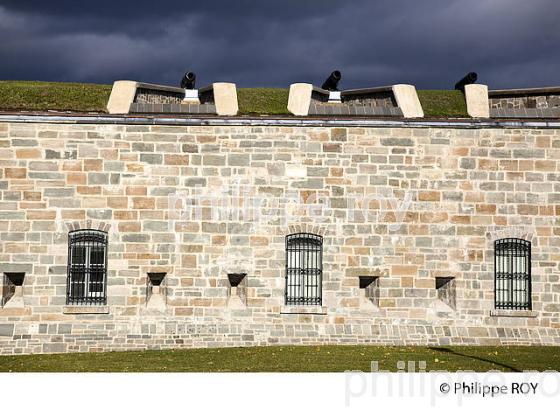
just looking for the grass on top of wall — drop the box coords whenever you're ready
[417,90,468,117]
[1,345,559,372]
[237,88,290,115]
[0,81,112,113]
[0,83,292,116]
[0,81,468,117]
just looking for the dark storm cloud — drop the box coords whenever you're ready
[0,0,559,89]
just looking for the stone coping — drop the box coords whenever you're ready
[135,81,217,95]
[341,86,394,96]
[62,305,110,314]
[135,82,185,94]
[489,86,560,97]
[490,309,538,318]
[311,85,394,98]
[311,86,330,96]
[2,113,560,129]
[280,306,328,315]
[134,81,213,96]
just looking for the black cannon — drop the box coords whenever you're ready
[180,71,196,89]
[454,72,477,92]
[321,70,342,91]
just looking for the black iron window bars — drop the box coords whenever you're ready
[285,233,323,306]
[67,229,108,305]
[494,238,531,310]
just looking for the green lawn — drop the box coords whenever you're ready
[417,89,468,117]
[237,87,290,115]
[0,81,112,112]
[0,82,292,116]
[1,345,558,372]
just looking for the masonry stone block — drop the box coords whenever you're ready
[228,154,251,167]
[212,83,239,116]
[140,154,163,164]
[465,84,490,118]
[392,84,424,118]
[287,83,313,116]
[107,81,137,114]
[43,343,66,353]
[44,188,74,197]
[0,324,14,337]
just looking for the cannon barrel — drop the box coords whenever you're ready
[180,71,196,89]
[454,72,477,91]
[321,70,342,91]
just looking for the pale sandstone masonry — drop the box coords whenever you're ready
[0,119,560,355]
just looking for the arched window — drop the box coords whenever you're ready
[494,238,531,310]
[285,233,323,306]
[67,230,108,305]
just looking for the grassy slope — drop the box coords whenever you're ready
[417,90,468,117]
[1,345,558,372]
[237,88,290,115]
[0,81,112,112]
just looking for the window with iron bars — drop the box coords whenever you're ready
[494,238,531,310]
[285,233,323,306]
[67,229,108,305]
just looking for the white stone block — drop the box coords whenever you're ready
[106,81,138,114]
[212,83,238,116]
[286,164,307,178]
[392,84,424,118]
[465,84,490,118]
[287,83,313,116]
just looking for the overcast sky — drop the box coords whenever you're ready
[0,0,558,89]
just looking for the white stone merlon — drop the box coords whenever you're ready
[465,84,490,118]
[392,84,424,118]
[106,80,138,114]
[212,82,238,116]
[287,83,313,116]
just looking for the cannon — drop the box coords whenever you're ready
[321,70,342,91]
[454,72,477,92]
[180,71,196,89]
